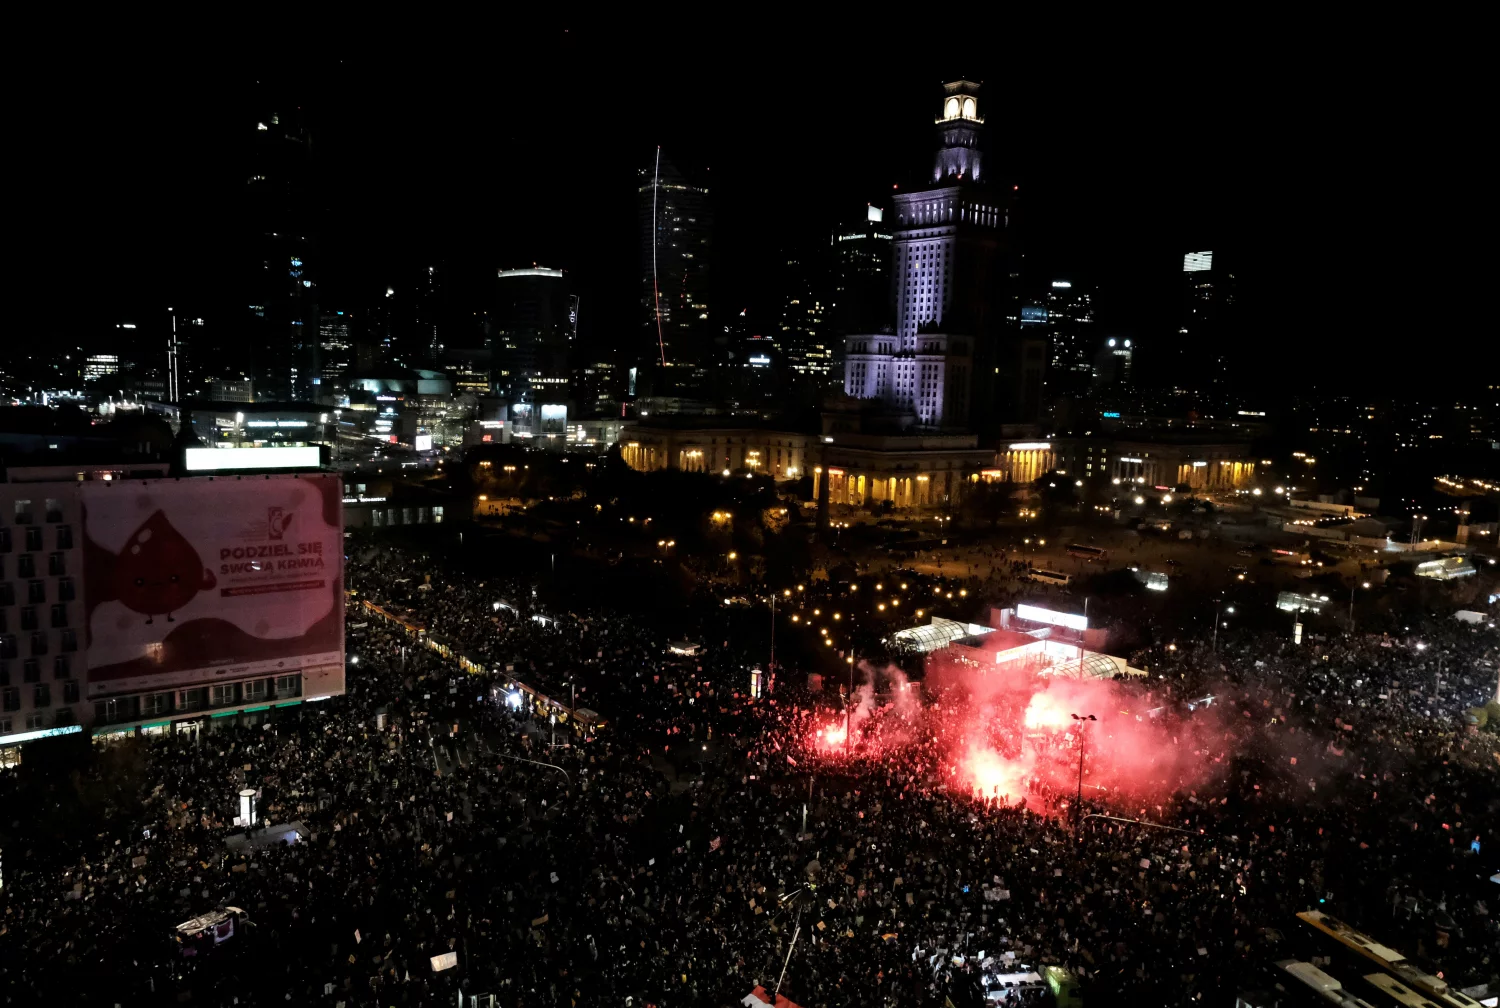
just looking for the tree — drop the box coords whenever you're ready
[1034,473,1078,510]
[961,479,1017,528]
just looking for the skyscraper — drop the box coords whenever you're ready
[414,265,444,366]
[1024,279,1096,398]
[83,354,120,383]
[830,204,893,350]
[777,253,834,387]
[1176,250,1237,394]
[360,287,397,371]
[844,81,1013,429]
[491,268,576,405]
[638,151,712,367]
[241,103,318,402]
[1091,336,1134,388]
[318,311,355,389]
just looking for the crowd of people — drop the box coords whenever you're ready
[1,531,1496,1006]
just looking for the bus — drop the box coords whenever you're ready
[1027,569,1071,586]
[1361,972,1448,1008]
[1295,911,1483,1008]
[1272,959,1377,1007]
[1066,543,1109,562]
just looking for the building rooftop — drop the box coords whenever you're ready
[182,399,326,414]
[891,617,996,653]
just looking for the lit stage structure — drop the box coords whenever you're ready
[912,603,1146,688]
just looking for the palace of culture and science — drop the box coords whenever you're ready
[622,80,1260,510]
[843,80,1014,430]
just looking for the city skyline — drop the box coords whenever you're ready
[22,31,1492,396]
[2,27,1498,1007]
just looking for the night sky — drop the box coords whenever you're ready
[24,27,1491,391]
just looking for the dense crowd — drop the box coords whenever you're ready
[1,533,1496,1006]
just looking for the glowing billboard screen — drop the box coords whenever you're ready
[185,447,320,471]
[80,475,345,698]
[1183,251,1213,272]
[1015,603,1088,632]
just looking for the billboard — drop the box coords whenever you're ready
[1019,306,1048,324]
[1015,603,1088,632]
[538,404,567,438]
[1182,251,1213,272]
[185,447,321,471]
[81,475,344,697]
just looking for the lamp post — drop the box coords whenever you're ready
[1211,600,1233,653]
[1070,713,1095,831]
[769,594,776,682]
[1348,581,1371,633]
[844,653,856,754]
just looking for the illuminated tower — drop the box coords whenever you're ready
[492,268,576,405]
[844,80,1012,429]
[242,103,318,402]
[637,151,712,366]
[1176,250,1238,394]
[831,204,892,339]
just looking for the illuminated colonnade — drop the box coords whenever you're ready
[619,426,809,478]
[1175,458,1255,490]
[995,441,1054,483]
[620,423,993,512]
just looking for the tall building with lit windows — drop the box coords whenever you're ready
[638,152,712,367]
[1174,250,1237,393]
[843,80,1013,429]
[831,205,892,338]
[0,482,86,747]
[777,254,834,386]
[242,101,318,402]
[1023,278,1096,398]
[491,268,577,406]
[318,312,354,389]
[414,265,444,366]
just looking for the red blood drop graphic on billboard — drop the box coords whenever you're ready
[113,510,217,623]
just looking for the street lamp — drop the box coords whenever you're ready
[1070,714,1096,830]
[845,653,857,752]
[768,593,777,682]
[1212,598,1231,652]
[1348,581,1371,632]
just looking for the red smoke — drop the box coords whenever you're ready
[815,723,847,751]
[803,657,1229,817]
[803,663,923,759]
[1022,690,1072,731]
[958,744,1035,805]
